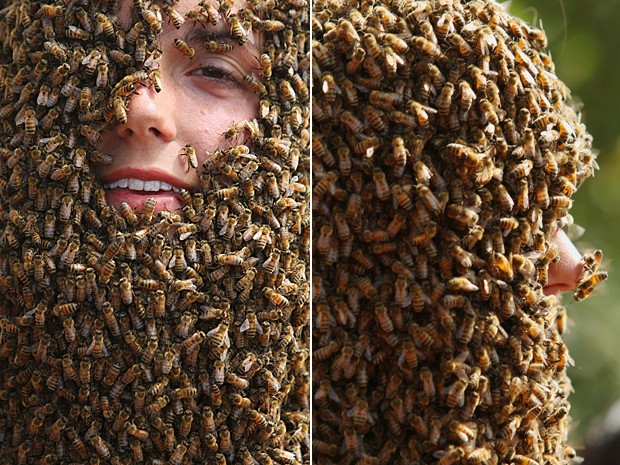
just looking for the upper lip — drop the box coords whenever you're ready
[98,168,194,191]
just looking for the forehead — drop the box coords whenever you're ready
[116,0,247,26]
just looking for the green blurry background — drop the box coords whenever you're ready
[511,0,620,449]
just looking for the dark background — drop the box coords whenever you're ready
[511,0,620,449]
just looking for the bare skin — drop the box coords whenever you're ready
[95,0,259,214]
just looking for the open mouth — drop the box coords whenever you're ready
[102,177,187,213]
[102,178,183,193]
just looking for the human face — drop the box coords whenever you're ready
[544,227,584,296]
[95,0,259,214]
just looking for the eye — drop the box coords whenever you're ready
[199,65,234,80]
[191,64,245,91]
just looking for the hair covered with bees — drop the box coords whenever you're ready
[0,0,309,464]
[313,0,603,464]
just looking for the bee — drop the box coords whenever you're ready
[95,62,109,88]
[66,25,90,40]
[279,80,297,104]
[374,302,394,333]
[583,249,603,274]
[264,287,289,307]
[446,378,468,409]
[346,46,366,75]
[142,6,163,33]
[174,38,195,58]
[369,90,401,111]
[202,40,234,58]
[168,443,187,465]
[512,455,541,465]
[80,125,102,145]
[128,37,146,65]
[430,446,465,465]
[162,4,185,28]
[574,271,608,301]
[339,110,364,133]
[320,72,338,103]
[549,195,573,209]
[119,277,133,305]
[228,15,248,44]
[437,82,455,118]
[21,109,37,135]
[87,329,107,358]
[291,73,309,102]
[265,172,280,198]
[113,97,127,124]
[175,144,199,173]
[244,74,266,96]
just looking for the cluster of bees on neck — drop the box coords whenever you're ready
[0,0,309,463]
[312,0,602,464]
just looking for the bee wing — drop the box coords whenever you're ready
[566,223,586,241]
[15,112,31,125]
[241,355,255,372]
[244,21,255,45]
[85,338,96,355]
[523,250,543,263]
[252,229,264,241]
[255,320,263,335]
[219,224,230,236]
[178,229,195,241]
[206,326,220,338]
[168,254,177,269]
[239,318,250,332]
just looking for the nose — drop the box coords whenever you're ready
[113,81,177,143]
[543,228,584,295]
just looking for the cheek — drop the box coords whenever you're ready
[182,98,258,166]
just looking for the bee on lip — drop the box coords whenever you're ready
[0,0,308,463]
[313,0,601,463]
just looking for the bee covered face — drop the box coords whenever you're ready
[95,0,260,214]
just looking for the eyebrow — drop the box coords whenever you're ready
[184,23,260,60]
[185,23,258,53]
[185,26,234,45]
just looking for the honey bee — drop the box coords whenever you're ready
[174,143,199,173]
[141,5,162,33]
[20,108,38,135]
[346,46,366,75]
[228,15,248,44]
[437,447,465,465]
[549,195,573,209]
[174,38,195,58]
[204,39,234,55]
[574,271,608,301]
[583,249,603,274]
[512,455,541,465]
[264,287,289,307]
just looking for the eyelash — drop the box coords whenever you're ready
[198,65,240,86]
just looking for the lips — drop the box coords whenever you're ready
[98,168,192,213]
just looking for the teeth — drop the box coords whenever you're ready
[103,178,182,193]
[144,180,161,191]
[128,178,144,190]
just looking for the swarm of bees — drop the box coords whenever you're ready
[312,0,602,464]
[0,0,309,464]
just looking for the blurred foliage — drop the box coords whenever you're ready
[511,0,620,448]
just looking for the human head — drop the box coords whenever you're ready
[312,0,600,463]
[0,0,309,463]
[95,0,261,214]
